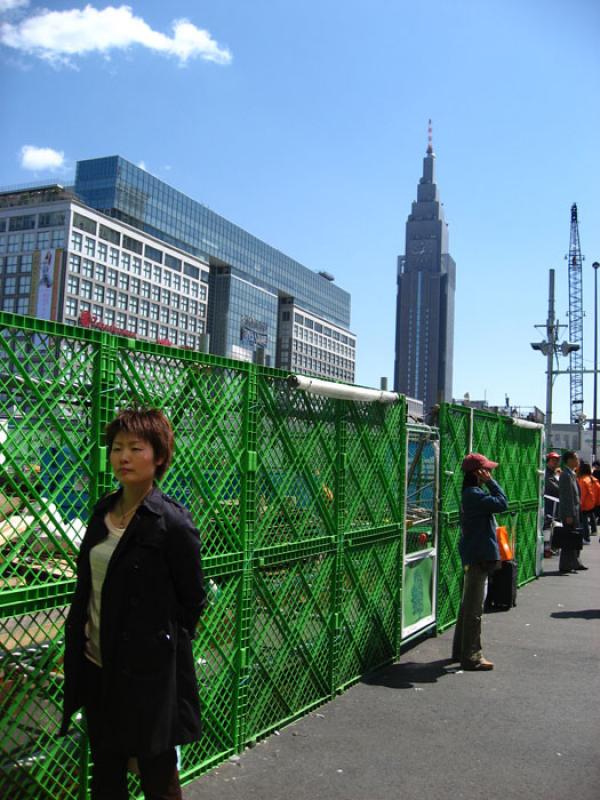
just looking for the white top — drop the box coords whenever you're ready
[84,513,125,666]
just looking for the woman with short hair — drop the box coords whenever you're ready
[61,408,207,800]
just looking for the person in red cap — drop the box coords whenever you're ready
[452,453,508,671]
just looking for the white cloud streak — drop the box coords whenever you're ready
[21,145,65,171]
[0,0,29,13]
[0,4,232,66]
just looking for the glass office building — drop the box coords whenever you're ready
[74,156,355,379]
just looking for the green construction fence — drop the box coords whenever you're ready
[0,312,542,798]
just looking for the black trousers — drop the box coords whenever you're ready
[83,659,183,800]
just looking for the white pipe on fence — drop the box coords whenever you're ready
[288,374,400,404]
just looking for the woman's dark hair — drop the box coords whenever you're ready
[105,408,174,480]
[462,471,479,489]
[578,461,591,476]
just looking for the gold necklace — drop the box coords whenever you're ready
[115,490,151,527]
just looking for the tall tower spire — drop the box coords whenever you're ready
[394,129,456,410]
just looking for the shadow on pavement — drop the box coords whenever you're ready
[361,658,456,689]
[551,609,600,620]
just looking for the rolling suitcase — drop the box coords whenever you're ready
[486,559,518,610]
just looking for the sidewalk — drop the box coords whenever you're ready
[187,543,600,800]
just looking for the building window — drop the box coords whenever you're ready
[118,273,129,291]
[171,293,179,310]
[190,283,198,299]
[145,244,163,264]
[200,285,207,301]
[22,232,36,252]
[18,276,31,293]
[99,223,120,245]
[180,296,188,312]
[67,276,79,294]
[51,230,64,248]
[105,309,115,325]
[116,313,127,329]
[173,275,181,292]
[37,232,51,249]
[150,304,159,321]
[81,280,92,300]
[93,285,104,303]
[106,288,116,306]
[97,242,108,262]
[140,299,149,317]
[118,293,128,310]
[162,289,170,305]
[84,237,95,257]
[152,265,161,283]
[65,297,78,317]
[16,297,29,314]
[163,270,171,288]
[121,252,130,271]
[71,231,83,252]
[160,307,169,324]
[165,254,181,272]
[129,296,139,314]
[82,259,94,278]
[151,285,160,302]
[143,262,152,279]
[110,248,119,266]
[73,212,97,235]
[92,305,103,318]
[139,319,148,337]
[95,263,106,282]
[132,257,142,275]
[127,317,138,334]
[149,323,158,339]
[4,276,17,294]
[107,269,118,287]
[130,277,140,294]
[122,235,143,255]
[9,214,36,232]
[69,254,81,273]
[141,282,150,298]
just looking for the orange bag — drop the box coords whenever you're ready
[496,525,513,561]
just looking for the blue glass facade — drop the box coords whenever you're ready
[74,156,351,335]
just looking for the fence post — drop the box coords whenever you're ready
[232,363,257,751]
[330,398,347,695]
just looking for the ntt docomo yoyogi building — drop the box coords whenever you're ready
[0,155,356,383]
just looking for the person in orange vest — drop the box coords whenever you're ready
[577,461,598,543]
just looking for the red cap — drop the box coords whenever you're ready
[461,452,499,472]
[546,451,560,460]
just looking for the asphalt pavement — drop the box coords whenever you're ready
[186,541,600,800]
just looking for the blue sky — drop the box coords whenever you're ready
[1,0,599,424]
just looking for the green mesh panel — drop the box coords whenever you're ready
[436,518,463,632]
[244,555,334,739]
[336,538,401,686]
[254,377,336,550]
[344,402,404,531]
[0,606,84,800]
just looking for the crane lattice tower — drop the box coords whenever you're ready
[567,203,584,424]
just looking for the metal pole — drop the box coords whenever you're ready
[593,262,599,461]
[545,269,556,447]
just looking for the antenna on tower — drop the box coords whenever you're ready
[565,203,584,423]
[427,119,433,155]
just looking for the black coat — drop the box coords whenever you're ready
[60,486,207,757]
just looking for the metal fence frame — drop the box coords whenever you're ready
[0,313,542,798]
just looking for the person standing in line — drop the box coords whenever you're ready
[558,450,587,573]
[577,462,599,542]
[60,408,207,800]
[452,453,508,671]
[544,452,561,552]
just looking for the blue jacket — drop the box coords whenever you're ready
[459,479,508,565]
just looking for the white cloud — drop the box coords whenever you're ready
[0,4,232,66]
[21,145,65,171]
[0,0,29,13]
